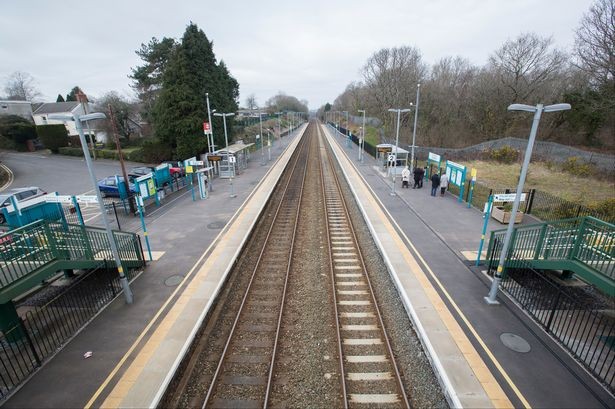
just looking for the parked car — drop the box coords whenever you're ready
[0,187,47,224]
[97,176,137,197]
[161,161,185,178]
[130,166,155,177]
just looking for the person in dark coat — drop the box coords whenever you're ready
[413,167,422,189]
[430,172,440,196]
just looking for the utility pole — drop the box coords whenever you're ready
[108,104,136,214]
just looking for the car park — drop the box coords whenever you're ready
[97,176,137,197]
[0,187,47,223]
[161,161,185,178]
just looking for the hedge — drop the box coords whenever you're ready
[37,124,69,153]
[57,146,146,163]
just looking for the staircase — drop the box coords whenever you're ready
[487,216,614,294]
[0,220,145,303]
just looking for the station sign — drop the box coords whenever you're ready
[387,154,396,162]
[428,152,441,162]
[493,193,526,202]
[44,195,73,204]
[378,146,392,153]
[207,155,222,162]
[135,173,154,183]
[229,156,237,164]
[76,195,98,204]
[203,121,212,135]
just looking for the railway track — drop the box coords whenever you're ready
[200,127,311,408]
[164,121,415,408]
[317,125,410,408]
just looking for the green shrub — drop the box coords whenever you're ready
[0,115,37,150]
[36,124,69,153]
[0,135,16,150]
[588,198,615,221]
[561,156,595,177]
[58,147,84,156]
[488,145,519,164]
[142,139,172,163]
[126,148,145,162]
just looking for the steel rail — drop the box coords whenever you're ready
[263,124,312,407]
[202,134,310,408]
[317,124,349,408]
[322,122,411,408]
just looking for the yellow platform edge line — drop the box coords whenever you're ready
[323,124,526,409]
[86,126,307,409]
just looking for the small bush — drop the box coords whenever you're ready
[488,145,519,164]
[0,135,16,150]
[126,148,145,163]
[58,147,84,156]
[142,139,172,163]
[37,124,69,153]
[588,198,615,221]
[561,156,595,177]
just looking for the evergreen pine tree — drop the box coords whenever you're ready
[56,94,65,102]
[153,23,239,159]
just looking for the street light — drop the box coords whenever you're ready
[358,109,366,162]
[213,112,236,198]
[342,111,350,147]
[275,111,283,148]
[485,102,571,305]
[410,83,421,168]
[205,93,215,154]
[49,112,133,304]
[257,111,266,165]
[387,107,412,196]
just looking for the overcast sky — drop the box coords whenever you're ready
[0,0,593,110]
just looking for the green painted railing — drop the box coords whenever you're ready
[488,216,615,284]
[0,220,144,291]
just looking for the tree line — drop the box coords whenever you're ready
[322,0,614,151]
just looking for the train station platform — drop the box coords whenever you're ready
[5,121,612,409]
[325,124,614,409]
[2,127,306,408]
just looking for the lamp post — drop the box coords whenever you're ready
[358,109,366,162]
[205,93,215,154]
[213,112,236,198]
[485,102,571,305]
[49,112,133,304]
[410,83,421,168]
[343,111,350,147]
[266,128,273,161]
[258,111,266,165]
[387,107,412,196]
[275,111,283,148]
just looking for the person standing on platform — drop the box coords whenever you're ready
[420,166,426,188]
[430,171,440,197]
[401,166,410,188]
[413,167,421,189]
[439,172,448,196]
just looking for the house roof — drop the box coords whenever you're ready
[33,102,80,115]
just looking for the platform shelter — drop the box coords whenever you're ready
[215,141,255,178]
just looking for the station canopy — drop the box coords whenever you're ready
[376,143,409,154]
[215,141,255,154]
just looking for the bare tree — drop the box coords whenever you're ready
[575,0,615,89]
[3,71,42,101]
[245,94,258,110]
[489,33,567,103]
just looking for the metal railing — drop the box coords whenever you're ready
[0,262,141,401]
[0,220,144,291]
[492,261,615,393]
[488,216,615,283]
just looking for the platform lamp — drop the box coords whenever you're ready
[213,112,236,198]
[485,102,571,305]
[275,111,284,147]
[358,109,366,162]
[387,106,412,196]
[257,111,266,165]
[342,111,350,147]
[49,112,133,304]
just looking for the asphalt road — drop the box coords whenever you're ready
[0,150,147,195]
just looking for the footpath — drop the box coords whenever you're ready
[328,126,614,408]
[3,130,302,408]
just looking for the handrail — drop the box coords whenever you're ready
[0,220,143,291]
[488,216,614,282]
